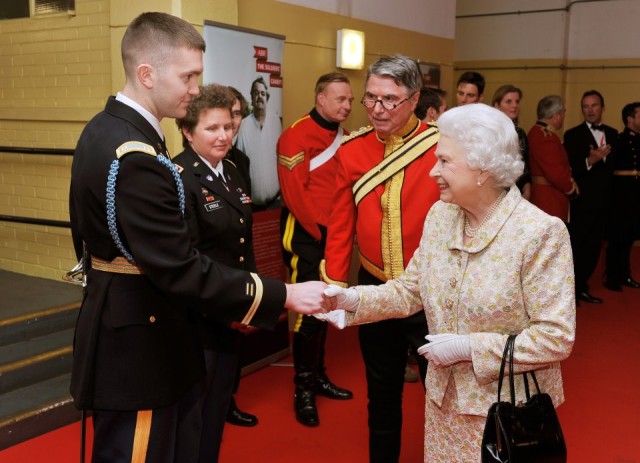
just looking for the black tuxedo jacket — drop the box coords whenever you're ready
[69,97,285,410]
[563,121,617,214]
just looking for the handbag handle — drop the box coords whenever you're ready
[498,334,542,406]
[496,335,515,403]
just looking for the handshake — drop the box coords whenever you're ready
[285,282,359,328]
[291,283,471,367]
[285,283,359,317]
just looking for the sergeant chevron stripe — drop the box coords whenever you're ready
[278,151,305,171]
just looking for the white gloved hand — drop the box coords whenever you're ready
[417,333,471,366]
[323,285,360,312]
[313,310,347,329]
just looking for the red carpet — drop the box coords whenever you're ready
[1,247,639,462]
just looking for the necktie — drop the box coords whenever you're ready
[591,124,602,131]
[159,138,170,158]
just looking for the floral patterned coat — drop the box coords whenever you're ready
[347,185,576,416]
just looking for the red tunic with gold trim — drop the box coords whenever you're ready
[277,108,347,240]
[528,121,576,221]
[322,115,440,285]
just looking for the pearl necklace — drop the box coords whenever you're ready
[464,190,507,238]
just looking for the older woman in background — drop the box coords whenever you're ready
[492,84,531,199]
[325,103,576,462]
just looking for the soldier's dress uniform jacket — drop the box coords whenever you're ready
[608,127,640,242]
[527,121,575,222]
[321,114,440,462]
[173,145,256,462]
[605,127,640,286]
[277,107,345,242]
[69,96,286,412]
[322,116,441,285]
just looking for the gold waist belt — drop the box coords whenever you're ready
[92,256,144,274]
[531,176,551,186]
[613,170,639,177]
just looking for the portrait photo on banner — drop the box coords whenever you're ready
[202,20,286,281]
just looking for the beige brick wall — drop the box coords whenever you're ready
[0,151,77,279]
[0,0,236,281]
[0,0,111,280]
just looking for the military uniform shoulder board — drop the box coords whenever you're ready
[115,141,157,159]
[223,158,238,169]
[290,114,311,129]
[340,126,374,145]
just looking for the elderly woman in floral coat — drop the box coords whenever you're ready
[324,103,576,462]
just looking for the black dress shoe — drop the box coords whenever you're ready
[226,406,258,427]
[294,388,319,426]
[316,375,353,400]
[604,281,623,292]
[623,278,640,288]
[577,291,603,304]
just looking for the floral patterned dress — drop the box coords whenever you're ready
[347,185,576,462]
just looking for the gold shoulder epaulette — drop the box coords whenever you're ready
[115,141,157,159]
[340,126,374,145]
[290,114,311,129]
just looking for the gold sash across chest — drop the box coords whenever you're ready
[352,126,439,206]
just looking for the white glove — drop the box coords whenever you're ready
[313,310,347,329]
[323,285,360,312]
[417,333,471,366]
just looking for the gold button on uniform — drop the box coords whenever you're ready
[240,237,245,244]
[239,218,244,224]
[149,315,156,323]
[239,256,245,262]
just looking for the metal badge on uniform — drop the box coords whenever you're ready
[204,201,222,212]
[201,187,223,212]
[239,192,253,205]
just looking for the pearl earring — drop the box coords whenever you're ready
[477,179,483,187]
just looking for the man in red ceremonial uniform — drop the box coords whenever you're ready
[321,56,440,463]
[528,94,578,222]
[277,72,355,426]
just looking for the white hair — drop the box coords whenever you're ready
[436,103,524,188]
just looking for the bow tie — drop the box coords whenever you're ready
[591,124,602,131]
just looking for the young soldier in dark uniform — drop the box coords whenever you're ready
[321,56,440,463]
[69,12,327,462]
[277,72,354,426]
[604,102,640,291]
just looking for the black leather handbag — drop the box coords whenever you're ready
[481,335,567,463]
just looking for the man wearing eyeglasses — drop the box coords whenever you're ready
[321,55,440,463]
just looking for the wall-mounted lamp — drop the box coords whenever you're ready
[336,29,365,70]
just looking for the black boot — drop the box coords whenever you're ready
[316,373,353,399]
[293,332,320,426]
[226,396,258,427]
[294,374,319,427]
[315,323,353,400]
